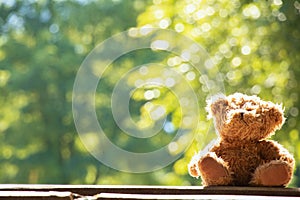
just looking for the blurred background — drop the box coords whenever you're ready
[0,0,300,186]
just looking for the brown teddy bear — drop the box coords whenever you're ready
[188,93,295,186]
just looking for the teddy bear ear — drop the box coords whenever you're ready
[269,103,286,129]
[206,93,228,119]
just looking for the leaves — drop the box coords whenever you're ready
[0,0,299,186]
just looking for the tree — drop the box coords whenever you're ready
[136,0,300,186]
[0,0,299,186]
[0,0,152,184]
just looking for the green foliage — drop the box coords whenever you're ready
[0,0,300,186]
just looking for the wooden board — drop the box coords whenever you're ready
[0,185,299,199]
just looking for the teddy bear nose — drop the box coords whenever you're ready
[240,112,249,125]
[240,112,244,118]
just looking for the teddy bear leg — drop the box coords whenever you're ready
[198,153,232,186]
[250,160,293,186]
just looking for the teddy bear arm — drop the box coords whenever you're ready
[258,141,294,164]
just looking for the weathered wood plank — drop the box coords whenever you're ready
[96,193,300,199]
[0,185,299,197]
[0,191,75,200]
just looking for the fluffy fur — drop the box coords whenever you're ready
[188,93,295,186]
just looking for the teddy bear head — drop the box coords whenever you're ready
[206,93,285,141]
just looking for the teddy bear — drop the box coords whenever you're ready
[188,93,295,186]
